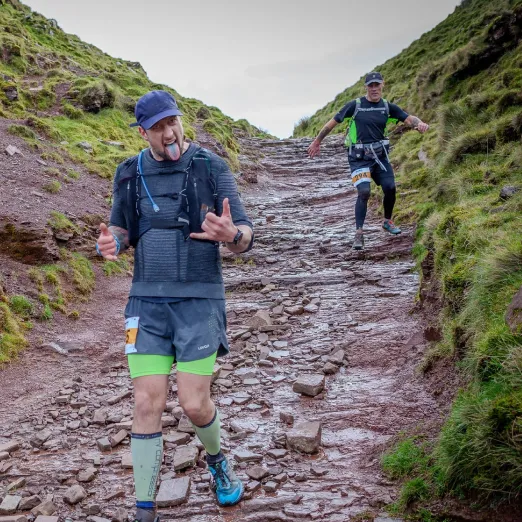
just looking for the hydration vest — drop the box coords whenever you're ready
[116,147,218,247]
[344,97,397,149]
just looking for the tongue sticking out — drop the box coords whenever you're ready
[166,142,180,161]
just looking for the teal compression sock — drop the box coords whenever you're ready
[193,408,221,456]
[131,432,163,505]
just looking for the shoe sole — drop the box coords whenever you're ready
[353,245,364,250]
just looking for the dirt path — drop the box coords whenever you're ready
[0,136,441,521]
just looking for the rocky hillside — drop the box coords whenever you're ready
[0,0,268,362]
[295,0,522,514]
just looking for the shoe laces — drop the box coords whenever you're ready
[211,461,232,490]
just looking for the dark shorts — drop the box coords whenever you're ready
[347,151,395,187]
[124,297,229,362]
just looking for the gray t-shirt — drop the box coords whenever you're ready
[110,143,253,299]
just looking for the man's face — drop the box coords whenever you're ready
[139,116,184,161]
[366,81,383,102]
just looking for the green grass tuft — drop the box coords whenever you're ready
[47,211,80,234]
[43,180,61,193]
[8,295,33,317]
[0,301,28,363]
[7,123,36,140]
[68,252,95,295]
[382,438,430,479]
[103,257,130,276]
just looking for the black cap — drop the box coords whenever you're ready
[130,90,183,129]
[364,72,384,85]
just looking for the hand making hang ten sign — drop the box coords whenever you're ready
[190,197,253,253]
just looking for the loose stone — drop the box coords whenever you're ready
[246,466,269,481]
[172,445,199,471]
[63,485,87,505]
[177,415,195,434]
[31,499,57,517]
[0,497,21,516]
[292,374,325,397]
[96,437,112,452]
[109,429,128,447]
[287,421,322,454]
[264,481,278,492]
[234,450,263,463]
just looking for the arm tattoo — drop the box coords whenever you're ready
[409,116,421,128]
[109,226,130,250]
[317,125,333,142]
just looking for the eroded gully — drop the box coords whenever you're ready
[0,135,441,522]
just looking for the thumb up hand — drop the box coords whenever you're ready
[96,223,118,261]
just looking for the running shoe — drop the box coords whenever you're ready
[382,220,401,235]
[353,230,364,250]
[207,455,244,506]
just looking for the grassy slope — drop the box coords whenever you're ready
[0,0,270,362]
[296,0,522,513]
[0,0,270,177]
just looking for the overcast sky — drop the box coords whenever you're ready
[24,0,460,138]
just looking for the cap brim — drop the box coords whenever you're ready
[140,109,183,130]
[365,79,383,86]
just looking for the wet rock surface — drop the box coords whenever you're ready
[0,135,445,521]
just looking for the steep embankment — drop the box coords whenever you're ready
[295,0,522,514]
[0,0,268,362]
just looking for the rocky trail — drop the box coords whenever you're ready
[0,136,443,522]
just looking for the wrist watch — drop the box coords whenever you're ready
[232,228,243,245]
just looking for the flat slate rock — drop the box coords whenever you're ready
[0,442,20,454]
[234,450,263,463]
[267,448,288,459]
[230,419,258,433]
[156,477,191,507]
[164,432,191,446]
[0,497,21,516]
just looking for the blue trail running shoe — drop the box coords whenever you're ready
[207,456,244,506]
[382,219,401,235]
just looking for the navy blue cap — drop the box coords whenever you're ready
[130,90,183,129]
[365,72,384,85]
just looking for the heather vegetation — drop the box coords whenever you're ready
[295,0,522,514]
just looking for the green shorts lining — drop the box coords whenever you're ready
[128,352,217,379]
